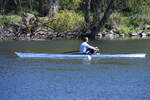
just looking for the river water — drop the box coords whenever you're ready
[0,39,150,100]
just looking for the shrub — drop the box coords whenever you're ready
[109,13,130,29]
[58,0,83,10]
[129,18,140,28]
[116,28,135,34]
[122,0,150,16]
[139,15,150,26]
[49,10,86,32]
[109,13,146,31]
[0,16,11,26]
[10,15,22,22]
[0,15,22,27]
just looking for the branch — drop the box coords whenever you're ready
[98,0,114,29]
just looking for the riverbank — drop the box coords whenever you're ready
[1,13,150,41]
[1,27,150,41]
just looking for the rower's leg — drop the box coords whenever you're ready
[86,48,94,55]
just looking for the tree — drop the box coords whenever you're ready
[38,0,58,17]
[0,0,9,14]
[84,0,150,39]
[29,0,34,11]
[0,0,23,14]
[39,0,45,16]
[84,0,91,24]
[83,0,116,39]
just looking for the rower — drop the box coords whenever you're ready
[80,37,99,55]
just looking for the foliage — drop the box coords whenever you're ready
[22,7,39,15]
[0,16,10,26]
[122,0,150,16]
[0,0,150,34]
[108,12,150,34]
[58,0,83,10]
[128,17,140,28]
[49,10,85,32]
[116,28,135,34]
[0,0,39,14]
[140,15,150,25]
[0,15,21,26]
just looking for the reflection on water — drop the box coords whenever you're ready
[0,39,150,100]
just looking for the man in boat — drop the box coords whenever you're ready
[80,37,99,54]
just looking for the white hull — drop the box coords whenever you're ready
[15,52,146,59]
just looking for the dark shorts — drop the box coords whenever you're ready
[86,48,95,54]
[82,48,96,55]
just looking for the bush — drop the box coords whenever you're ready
[129,17,140,28]
[0,16,11,26]
[116,28,135,34]
[49,10,86,32]
[109,13,148,31]
[140,15,150,25]
[22,7,39,15]
[0,15,22,27]
[58,0,83,10]
[122,0,150,16]
[109,13,130,29]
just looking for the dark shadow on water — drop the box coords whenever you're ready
[32,67,91,71]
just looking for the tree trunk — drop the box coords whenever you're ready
[84,0,91,24]
[47,0,58,17]
[92,0,103,25]
[89,0,114,39]
[0,0,8,14]
[38,0,58,17]
[97,0,114,30]
[39,0,45,16]
[29,0,33,11]
[18,0,22,14]
[0,0,4,14]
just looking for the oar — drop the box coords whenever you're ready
[63,50,79,54]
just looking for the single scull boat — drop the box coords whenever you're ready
[15,52,146,60]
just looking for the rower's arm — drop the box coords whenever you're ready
[86,43,99,50]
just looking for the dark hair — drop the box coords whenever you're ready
[83,37,88,42]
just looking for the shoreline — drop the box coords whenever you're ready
[1,30,150,41]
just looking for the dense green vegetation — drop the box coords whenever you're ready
[49,10,85,32]
[0,0,150,35]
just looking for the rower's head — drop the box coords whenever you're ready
[83,37,88,42]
